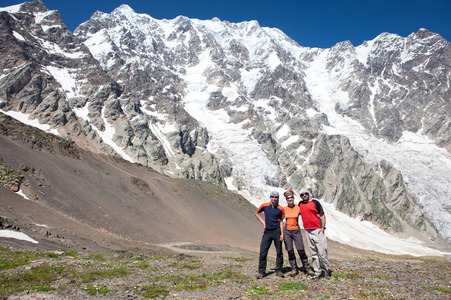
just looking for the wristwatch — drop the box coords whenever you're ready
[321,227,326,229]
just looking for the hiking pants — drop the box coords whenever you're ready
[258,228,283,274]
[305,228,330,275]
[283,228,311,271]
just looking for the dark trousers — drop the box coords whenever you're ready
[284,229,311,271]
[258,228,283,274]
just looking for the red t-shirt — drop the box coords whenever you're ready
[299,200,324,230]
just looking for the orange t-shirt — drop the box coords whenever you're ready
[284,205,300,231]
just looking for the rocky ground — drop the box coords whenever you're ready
[1,243,450,300]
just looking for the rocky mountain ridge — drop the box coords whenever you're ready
[1,1,450,246]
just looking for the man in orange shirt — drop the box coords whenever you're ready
[283,190,314,277]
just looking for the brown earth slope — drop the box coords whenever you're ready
[0,113,262,255]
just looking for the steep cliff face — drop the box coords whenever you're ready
[1,1,450,243]
[0,0,121,154]
[303,134,434,236]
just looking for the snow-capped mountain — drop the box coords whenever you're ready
[1,1,450,252]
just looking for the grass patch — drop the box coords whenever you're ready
[0,265,63,294]
[152,274,208,291]
[83,284,111,295]
[74,265,131,283]
[0,248,132,298]
[372,274,392,280]
[425,286,451,293]
[210,269,250,283]
[180,264,200,270]
[135,262,150,269]
[149,269,250,292]
[63,250,79,258]
[225,256,252,262]
[168,258,201,270]
[137,284,170,298]
[0,248,63,271]
[334,272,365,280]
[150,255,166,260]
[278,282,308,291]
[85,253,106,261]
[246,285,272,297]
[0,248,36,271]
[0,248,253,297]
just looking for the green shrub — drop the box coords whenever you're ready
[74,266,131,283]
[138,284,170,298]
[278,282,308,291]
[131,176,150,190]
[83,284,111,295]
[246,285,272,297]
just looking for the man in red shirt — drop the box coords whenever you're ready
[298,188,332,279]
[283,190,314,277]
[255,191,285,279]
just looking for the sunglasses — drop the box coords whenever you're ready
[286,196,294,199]
[300,193,309,196]
[270,196,279,199]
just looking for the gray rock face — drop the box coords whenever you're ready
[1,1,450,243]
[327,31,451,150]
[0,1,121,154]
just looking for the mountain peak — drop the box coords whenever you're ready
[330,40,354,51]
[0,0,48,14]
[20,0,49,14]
[113,4,135,14]
[414,28,442,40]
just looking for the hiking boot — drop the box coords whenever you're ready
[311,273,321,279]
[305,268,315,276]
[311,270,324,279]
[256,273,265,279]
[324,269,333,279]
[276,271,284,278]
[290,269,298,277]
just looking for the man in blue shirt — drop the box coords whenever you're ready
[255,191,285,279]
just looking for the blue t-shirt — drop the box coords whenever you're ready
[257,202,285,230]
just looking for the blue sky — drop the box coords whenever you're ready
[2,0,450,48]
